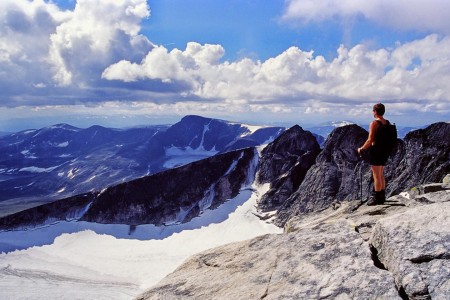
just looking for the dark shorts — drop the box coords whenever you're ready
[369,146,389,166]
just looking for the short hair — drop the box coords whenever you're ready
[373,103,385,116]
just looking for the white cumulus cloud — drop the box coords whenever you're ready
[0,0,153,106]
[102,35,450,115]
[48,0,152,86]
[282,0,450,34]
[0,0,449,127]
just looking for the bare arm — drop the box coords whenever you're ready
[358,121,379,154]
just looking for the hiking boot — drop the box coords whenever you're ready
[367,190,378,206]
[379,189,386,204]
[367,190,384,206]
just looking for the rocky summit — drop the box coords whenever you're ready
[136,181,450,300]
[258,122,449,226]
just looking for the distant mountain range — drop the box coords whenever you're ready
[306,120,420,140]
[0,115,284,216]
[1,120,447,232]
[0,115,427,217]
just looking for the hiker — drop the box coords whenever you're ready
[357,103,391,205]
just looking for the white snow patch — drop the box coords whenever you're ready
[239,124,264,137]
[0,182,281,299]
[163,146,218,169]
[22,130,36,135]
[224,152,244,176]
[67,168,79,179]
[400,191,411,199]
[331,120,354,127]
[20,150,37,159]
[191,120,212,150]
[86,175,97,182]
[55,141,69,147]
[0,168,18,174]
[19,166,59,173]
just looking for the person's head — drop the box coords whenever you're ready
[373,103,385,116]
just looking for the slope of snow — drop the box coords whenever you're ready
[239,124,264,137]
[18,166,59,173]
[163,146,219,168]
[0,183,281,300]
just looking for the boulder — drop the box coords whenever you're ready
[369,202,450,299]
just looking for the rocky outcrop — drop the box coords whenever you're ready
[0,192,95,230]
[387,122,450,195]
[370,202,450,299]
[136,180,450,300]
[136,221,400,300]
[274,124,369,225]
[257,122,449,227]
[256,125,320,211]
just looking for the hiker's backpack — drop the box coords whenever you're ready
[375,120,398,156]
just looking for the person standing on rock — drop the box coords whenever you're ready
[358,103,390,205]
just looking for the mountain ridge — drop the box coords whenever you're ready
[1,121,448,232]
[0,115,285,216]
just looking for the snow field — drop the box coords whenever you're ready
[0,183,281,300]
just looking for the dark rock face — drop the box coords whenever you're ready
[263,122,449,227]
[256,125,320,211]
[387,122,450,195]
[82,147,256,225]
[274,125,369,225]
[0,147,256,229]
[0,193,95,230]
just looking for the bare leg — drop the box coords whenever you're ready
[371,166,385,191]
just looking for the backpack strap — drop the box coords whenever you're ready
[376,119,390,126]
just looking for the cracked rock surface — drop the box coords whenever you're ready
[369,202,450,300]
[135,221,399,300]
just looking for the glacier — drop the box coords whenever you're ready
[0,182,281,300]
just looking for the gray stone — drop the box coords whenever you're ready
[369,202,450,299]
[135,221,400,300]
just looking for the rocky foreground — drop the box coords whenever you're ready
[136,179,450,300]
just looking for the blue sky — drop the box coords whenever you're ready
[1,0,450,131]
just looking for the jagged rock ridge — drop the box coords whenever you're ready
[257,125,321,212]
[0,147,256,229]
[258,122,449,226]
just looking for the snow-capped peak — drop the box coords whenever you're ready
[320,120,355,127]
